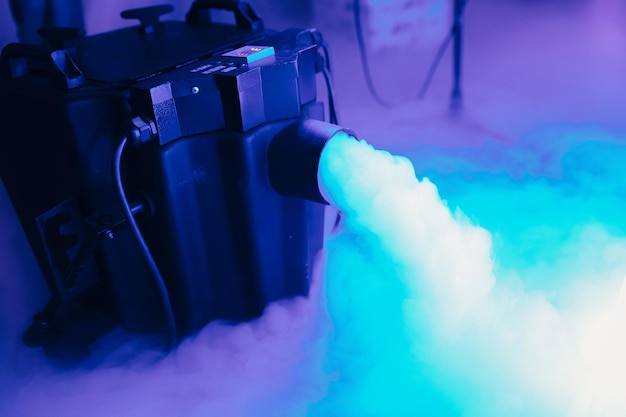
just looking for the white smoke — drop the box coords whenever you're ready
[0,274,329,417]
[314,132,626,417]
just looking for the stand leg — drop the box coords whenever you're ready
[451,0,464,111]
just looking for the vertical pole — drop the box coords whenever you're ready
[451,0,463,110]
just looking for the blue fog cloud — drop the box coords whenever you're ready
[314,128,626,416]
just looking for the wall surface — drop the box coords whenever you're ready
[0,1,17,46]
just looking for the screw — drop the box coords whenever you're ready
[191,86,200,94]
[105,230,114,240]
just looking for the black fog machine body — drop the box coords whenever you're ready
[0,0,352,357]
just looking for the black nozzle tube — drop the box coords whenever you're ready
[268,119,355,204]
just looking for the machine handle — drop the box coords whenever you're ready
[0,43,84,89]
[186,0,263,30]
[37,26,86,49]
[121,5,174,33]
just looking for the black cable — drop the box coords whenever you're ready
[313,31,340,124]
[113,137,177,349]
[354,0,469,105]
[353,0,394,108]
[322,66,339,125]
[319,39,333,75]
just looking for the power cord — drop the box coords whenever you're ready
[113,136,177,349]
[353,0,395,108]
[310,29,340,124]
[354,0,470,107]
[322,66,339,125]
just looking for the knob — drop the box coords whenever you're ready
[121,4,174,34]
